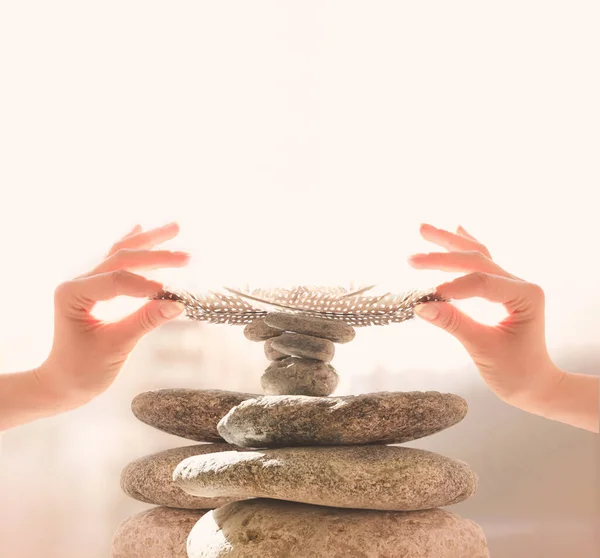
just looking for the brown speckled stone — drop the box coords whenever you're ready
[264,312,355,343]
[174,446,478,511]
[243,318,282,342]
[111,506,206,558]
[121,444,242,509]
[186,499,490,558]
[263,338,287,361]
[131,389,259,442]
[271,332,335,362]
[260,358,338,396]
[217,392,467,448]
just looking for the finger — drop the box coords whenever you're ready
[111,299,186,345]
[90,249,190,275]
[122,224,143,241]
[435,272,545,315]
[408,251,512,278]
[456,225,478,242]
[414,301,492,352]
[55,271,164,312]
[107,222,180,257]
[73,225,143,279]
[419,223,492,259]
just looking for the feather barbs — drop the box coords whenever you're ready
[152,285,448,327]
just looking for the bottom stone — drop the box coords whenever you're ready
[187,499,490,558]
[111,507,207,558]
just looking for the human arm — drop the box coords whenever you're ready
[0,223,189,432]
[522,366,599,433]
[409,224,599,433]
[0,369,73,431]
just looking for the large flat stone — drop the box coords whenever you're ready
[111,506,206,558]
[217,392,467,448]
[174,446,478,511]
[131,389,258,442]
[121,444,242,509]
[264,312,355,343]
[187,499,490,558]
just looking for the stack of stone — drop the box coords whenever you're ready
[112,312,489,557]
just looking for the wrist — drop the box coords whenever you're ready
[507,360,567,415]
[33,360,80,413]
[0,368,74,431]
[529,362,568,409]
[512,362,599,432]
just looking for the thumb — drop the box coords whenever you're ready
[413,301,488,350]
[116,299,186,344]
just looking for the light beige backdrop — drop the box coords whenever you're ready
[1,2,599,557]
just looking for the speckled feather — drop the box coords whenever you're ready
[152,286,448,327]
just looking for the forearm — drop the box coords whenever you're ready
[0,369,73,431]
[521,366,599,433]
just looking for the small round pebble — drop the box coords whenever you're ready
[271,332,335,362]
[261,357,339,396]
[243,318,282,342]
[263,338,287,361]
[264,312,355,343]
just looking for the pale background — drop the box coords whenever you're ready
[0,2,599,557]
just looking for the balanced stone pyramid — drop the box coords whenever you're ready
[111,286,490,557]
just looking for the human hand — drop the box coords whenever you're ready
[408,223,564,410]
[36,222,190,410]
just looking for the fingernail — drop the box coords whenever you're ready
[160,301,186,318]
[408,253,426,260]
[414,303,439,320]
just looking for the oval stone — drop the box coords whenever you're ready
[263,338,287,361]
[174,446,478,511]
[271,332,335,362]
[261,358,338,396]
[111,507,206,558]
[121,444,242,509]
[264,312,355,343]
[187,499,489,558]
[243,318,282,342]
[217,392,467,448]
[131,389,259,442]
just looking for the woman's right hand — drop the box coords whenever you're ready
[408,224,565,411]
